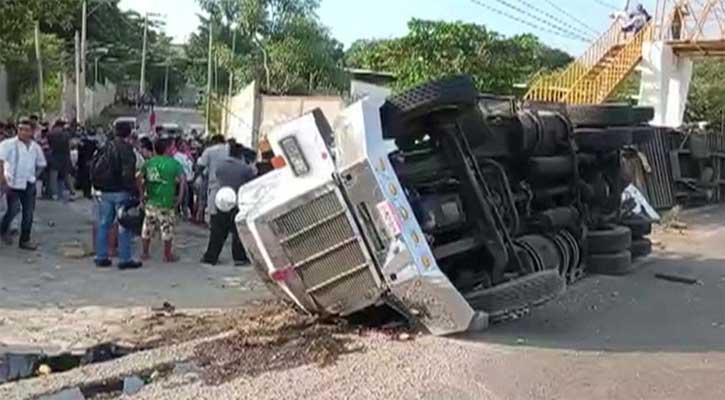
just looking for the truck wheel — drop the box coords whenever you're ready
[632,106,655,125]
[587,225,632,254]
[621,216,652,238]
[567,104,634,127]
[381,75,479,139]
[587,250,633,275]
[575,127,633,152]
[632,126,655,145]
[464,270,566,318]
[631,238,653,259]
[528,155,574,179]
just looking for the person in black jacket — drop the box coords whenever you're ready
[93,124,142,270]
[47,120,72,202]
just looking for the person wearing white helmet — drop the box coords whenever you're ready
[201,142,256,266]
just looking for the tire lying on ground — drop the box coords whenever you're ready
[380,75,479,139]
[587,250,634,275]
[575,127,633,152]
[621,215,653,238]
[567,104,633,127]
[464,270,566,318]
[631,238,653,259]
[587,225,632,254]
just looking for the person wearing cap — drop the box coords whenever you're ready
[0,118,47,250]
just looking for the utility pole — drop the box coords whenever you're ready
[95,57,99,87]
[163,60,170,106]
[205,20,213,135]
[140,13,149,97]
[228,29,236,99]
[80,0,87,123]
[224,29,237,135]
[74,31,81,124]
[34,21,45,120]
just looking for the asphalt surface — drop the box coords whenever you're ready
[136,106,204,135]
[0,198,268,310]
[3,203,725,399]
[477,206,725,354]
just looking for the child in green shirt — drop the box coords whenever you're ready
[137,138,186,263]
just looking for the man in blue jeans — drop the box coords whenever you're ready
[92,124,142,269]
[0,118,47,250]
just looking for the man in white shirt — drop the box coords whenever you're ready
[0,118,47,250]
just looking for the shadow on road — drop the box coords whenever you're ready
[463,252,725,353]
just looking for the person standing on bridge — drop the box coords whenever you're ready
[0,118,47,250]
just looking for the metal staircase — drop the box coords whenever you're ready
[525,21,653,104]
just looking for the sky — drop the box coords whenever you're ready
[118,0,658,56]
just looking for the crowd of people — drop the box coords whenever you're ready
[0,115,262,270]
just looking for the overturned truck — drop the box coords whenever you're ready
[232,76,654,335]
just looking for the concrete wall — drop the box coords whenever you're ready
[224,81,344,149]
[62,74,116,122]
[639,41,693,128]
[226,81,260,148]
[0,65,9,120]
[350,79,392,102]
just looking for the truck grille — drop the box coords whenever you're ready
[271,190,379,313]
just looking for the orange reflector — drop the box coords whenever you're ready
[271,155,287,169]
[270,268,292,282]
[259,138,272,153]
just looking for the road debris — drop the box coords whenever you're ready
[655,273,703,286]
[193,302,362,385]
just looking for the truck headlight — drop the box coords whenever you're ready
[280,136,310,176]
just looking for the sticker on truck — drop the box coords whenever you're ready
[376,200,402,238]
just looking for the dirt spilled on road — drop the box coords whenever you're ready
[192,302,364,385]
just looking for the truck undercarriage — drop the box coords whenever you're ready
[235,75,655,335]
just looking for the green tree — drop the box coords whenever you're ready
[686,61,725,130]
[186,0,345,96]
[0,0,79,61]
[3,0,187,115]
[345,19,572,94]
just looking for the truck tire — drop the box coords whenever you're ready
[567,104,634,127]
[632,106,655,125]
[587,250,633,275]
[587,225,632,254]
[575,127,633,152]
[621,216,652,238]
[381,75,479,139]
[528,155,574,179]
[631,238,653,259]
[464,270,566,318]
[632,126,655,145]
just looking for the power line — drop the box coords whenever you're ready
[541,0,601,36]
[592,0,622,11]
[513,0,596,40]
[468,0,588,43]
[490,0,593,42]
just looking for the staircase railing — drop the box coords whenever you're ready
[525,20,625,102]
[564,22,653,104]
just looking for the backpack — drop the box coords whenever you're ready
[90,142,120,190]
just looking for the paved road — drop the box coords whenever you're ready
[136,106,204,134]
[0,198,267,310]
[4,203,725,399]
